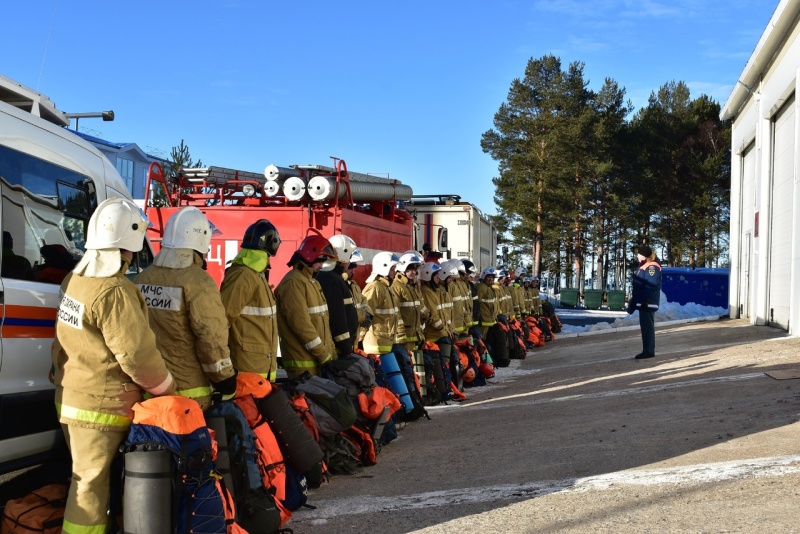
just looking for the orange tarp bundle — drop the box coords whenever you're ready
[131,395,205,435]
[235,371,273,399]
[357,386,402,419]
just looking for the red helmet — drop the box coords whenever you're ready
[296,235,335,264]
[479,362,495,378]
[462,367,476,383]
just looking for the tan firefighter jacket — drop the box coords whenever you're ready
[511,283,525,317]
[530,286,542,315]
[363,276,404,354]
[523,286,534,315]
[449,278,472,333]
[219,262,278,381]
[133,254,234,408]
[275,262,335,378]
[422,282,452,341]
[391,272,424,344]
[52,267,175,431]
[494,283,513,317]
[477,280,498,327]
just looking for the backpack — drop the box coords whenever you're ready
[455,338,487,388]
[322,354,377,397]
[256,386,324,474]
[1,484,67,534]
[294,375,357,436]
[318,433,363,476]
[286,392,326,489]
[206,401,285,534]
[123,396,230,534]
[281,465,310,512]
[487,323,510,367]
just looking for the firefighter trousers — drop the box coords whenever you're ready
[61,424,125,534]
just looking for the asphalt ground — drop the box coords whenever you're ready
[291,318,800,533]
[4,318,799,533]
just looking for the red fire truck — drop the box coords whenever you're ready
[143,158,414,286]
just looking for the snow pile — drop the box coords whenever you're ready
[559,291,727,335]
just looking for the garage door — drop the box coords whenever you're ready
[767,95,795,330]
[739,142,756,319]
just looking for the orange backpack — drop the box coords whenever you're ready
[1,484,67,534]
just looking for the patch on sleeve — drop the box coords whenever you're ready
[648,267,656,276]
[57,294,85,330]
[136,284,183,311]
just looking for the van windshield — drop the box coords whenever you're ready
[0,144,94,283]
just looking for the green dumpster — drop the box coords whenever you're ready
[583,289,604,310]
[559,288,579,308]
[607,290,626,311]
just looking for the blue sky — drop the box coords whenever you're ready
[4,0,778,216]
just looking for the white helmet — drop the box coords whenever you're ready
[328,234,358,263]
[349,248,365,265]
[480,266,497,280]
[372,251,400,277]
[420,261,442,282]
[161,206,218,253]
[397,252,423,273]
[85,197,150,252]
[323,234,357,270]
[439,259,461,281]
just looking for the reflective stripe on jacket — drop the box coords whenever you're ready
[220,262,279,380]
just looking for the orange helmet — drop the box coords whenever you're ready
[296,235,335,264]
[461,367,476,383]
[479,362,495,378]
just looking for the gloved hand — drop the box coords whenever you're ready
[212,373,238,402]
[360,313,373,328]
[336,339,354,356]
[626,301,634,315]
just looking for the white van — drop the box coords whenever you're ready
[0,75,152,474]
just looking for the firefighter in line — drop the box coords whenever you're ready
[343,248,372,350]
[362,251,405,358]
[391,252,427,398]
[317,234,359,356]
[51,198,176,534]
[461,259,482,338]
[134,207,236,410]
[438,260,465,389]
[477,266,499,338]
[275,234,337,378]
[494,269,512,319]
[420,261,453,399]
[219,219,282,381]
[442,258,470,338]
[509,271,525,318]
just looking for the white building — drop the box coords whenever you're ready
[722,0,800,332]
[74,131,162,199]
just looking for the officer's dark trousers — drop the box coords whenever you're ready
[639,308,656,355]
